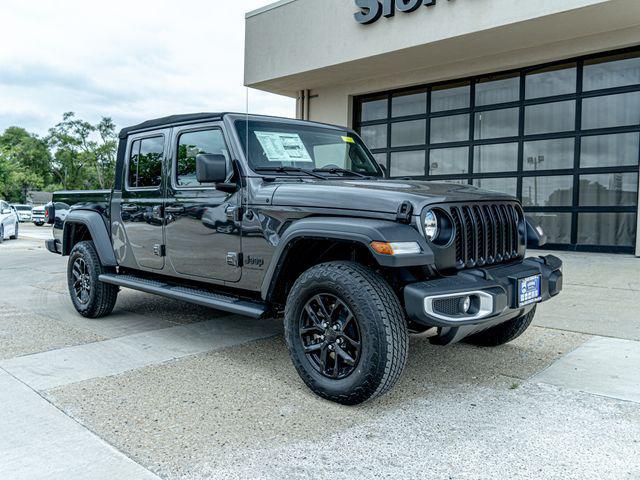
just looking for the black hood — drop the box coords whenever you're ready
[270,179,516,214]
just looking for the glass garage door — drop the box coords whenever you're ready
[355,48,640,253]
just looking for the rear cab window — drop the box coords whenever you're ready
[128,136,164,189]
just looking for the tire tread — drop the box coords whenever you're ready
[284,261,408,405]
[465,306,537,347]
[68,241,118,318]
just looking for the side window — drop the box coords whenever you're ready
[176,129,229,187]
[128,136,164,189]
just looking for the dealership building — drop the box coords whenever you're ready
[245,0,640,256]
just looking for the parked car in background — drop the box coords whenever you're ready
[12,205,32,222]
[32,205,46,226]
[0,200,19,242]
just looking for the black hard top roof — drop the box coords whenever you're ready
[118,113,223,138]
[118,112,348,139]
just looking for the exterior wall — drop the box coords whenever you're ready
[245,0,640,255]
[246,0,640,96]
[302,25,640,128]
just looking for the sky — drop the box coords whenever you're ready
[0,0,295,137]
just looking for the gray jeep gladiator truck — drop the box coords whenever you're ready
[45,113,563,405]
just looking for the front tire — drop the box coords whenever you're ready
[465,306,537,347]
[10,223,18,240]
[67,241,118,318]
[0,225,4,243]
[284,262,409,405]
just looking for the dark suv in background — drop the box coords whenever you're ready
[45,113,562,404]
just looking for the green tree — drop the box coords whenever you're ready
[0,127,51,202]
[47,112,117,190]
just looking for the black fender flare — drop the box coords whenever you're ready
[260,217,434,299]
[62,210,117,267]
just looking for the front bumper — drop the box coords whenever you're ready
[404,255,563,344]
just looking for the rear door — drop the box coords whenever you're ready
[119,131,169,270]
[164,123,242,282]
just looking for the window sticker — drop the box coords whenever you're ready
[255,131,313,163]
[342,136,355,144]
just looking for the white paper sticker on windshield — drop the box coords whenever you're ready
[254,131,313,163]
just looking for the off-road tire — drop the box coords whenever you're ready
[10,223,18,240]
[67,241,118,318]
[284,261,409,405]
[465,306,537,347]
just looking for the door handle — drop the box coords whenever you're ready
[122,204,139,213]
[165,206,185,214]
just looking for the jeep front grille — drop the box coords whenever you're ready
[449,203,523,269]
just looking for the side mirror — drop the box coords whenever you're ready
[525,217,548,248]
[196,154,228,184]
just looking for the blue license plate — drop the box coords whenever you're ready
[518,275,542,307]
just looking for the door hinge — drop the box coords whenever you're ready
[153,244,166,257]
[226,205,244,222]
[226,252,243,267]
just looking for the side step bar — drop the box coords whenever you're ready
[99,274,267,319]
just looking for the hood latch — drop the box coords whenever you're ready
[396,201,413,224]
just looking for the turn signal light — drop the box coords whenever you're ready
[370,241,421,256]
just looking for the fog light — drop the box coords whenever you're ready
[460,296,472,314]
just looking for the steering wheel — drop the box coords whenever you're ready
[318,164,340,170]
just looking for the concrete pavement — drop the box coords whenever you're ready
[1,224,639,479]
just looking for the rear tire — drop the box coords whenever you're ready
[67,241,118,318]
[10,223,18,240]
[465,306,537,347]
[284,261,409,405]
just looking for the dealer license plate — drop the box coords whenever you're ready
[518,275,542,307]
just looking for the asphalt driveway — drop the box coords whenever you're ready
[1,224,639,479]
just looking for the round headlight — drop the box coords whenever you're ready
[424,210,439,240]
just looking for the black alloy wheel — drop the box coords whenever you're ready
[284,262,409,405]
[300,294,361,380]
[67,241,118,318]
[71,257,91,305]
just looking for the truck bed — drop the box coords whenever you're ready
[51,190,112,244]
[53,190,112,206]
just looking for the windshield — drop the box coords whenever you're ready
[14,205,31,211]
[234,119,383,177]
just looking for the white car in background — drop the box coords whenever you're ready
[12,204,32,222]
[31,205,46,226]
[0,200,19,242]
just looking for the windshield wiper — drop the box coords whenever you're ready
[312,167,368,178]
[254,166,326,180]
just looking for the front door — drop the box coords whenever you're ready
[164,123,242,282]
[119,132,168,270]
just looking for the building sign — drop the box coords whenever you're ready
[354,0,448,25]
